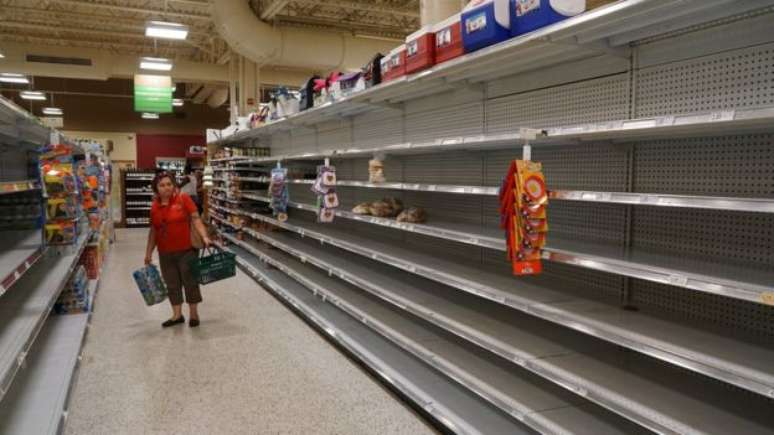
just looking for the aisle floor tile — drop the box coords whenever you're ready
[65,228,436,435]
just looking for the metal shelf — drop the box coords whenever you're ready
[0,230,45,297]
[0,230,89,402]
[209,0,771,146]
[224,233,646,435]
[228,242,535,435]
[0,96,50,148]
[266,179,774,213]
[0,313,89,435]
[233,213,774,398]
[227,233,774,434]
[125,207,151,211]
[272,199,774,305]
[125,191,153,196]
[0,180,39,196]
[209,213,241,230]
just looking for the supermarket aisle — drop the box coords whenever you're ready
[66,228,436,435]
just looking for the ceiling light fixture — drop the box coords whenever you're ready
[20,90,46,100]
[172,98,184,107]
[139,57,173,71]
[0,52,5,58]
[145,21,189,40]
[42,107,63,116]
[142,112,160,119]
[0,73,29,84]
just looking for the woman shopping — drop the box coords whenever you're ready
[145,172,211,328]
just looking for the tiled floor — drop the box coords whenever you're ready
[65,228,436,435]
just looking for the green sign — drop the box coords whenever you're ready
[134,74,172,113]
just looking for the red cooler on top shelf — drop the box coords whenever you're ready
[405,25,436,74]
[381,45,407,82]
[433,13,464,64]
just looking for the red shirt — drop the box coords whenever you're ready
[150,192,198,253]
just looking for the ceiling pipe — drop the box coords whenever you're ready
[211,0,396,71]
[420,0,463,27]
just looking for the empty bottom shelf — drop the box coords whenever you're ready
[0,314,89,435]
[230,243,538,435]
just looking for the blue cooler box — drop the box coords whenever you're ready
[462,0,511,53]
[510,0,585,37]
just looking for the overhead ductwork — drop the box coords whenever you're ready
[211,0,396,71]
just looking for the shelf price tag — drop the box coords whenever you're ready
[761,293,774,306]
[667,274,689,287]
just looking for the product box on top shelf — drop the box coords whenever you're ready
[363,53,384,88]
[462,0,512,53]
[332,71,365,100]
[381,45,407,82]
[299,75,320,111]
[510,0,585,36]
[406,26,436,73]
[434,13,464,63]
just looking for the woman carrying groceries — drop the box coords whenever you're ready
[145,172,212,328]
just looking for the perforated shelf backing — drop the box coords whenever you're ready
[636,43,774,118]
[633,134,774,197]
[631,279,774,339]
[631,207,774,268]
[485,73,631,130]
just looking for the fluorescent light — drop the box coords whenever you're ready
[20,91,46,100]
[145,21,189,40]
[139,57,173,71]
[43,107,63,116]
[142,112,159,119]
[172,98,184,107]
[0,73,29,84]
[0,52,5,59]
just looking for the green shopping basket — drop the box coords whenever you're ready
[190,246,236,285]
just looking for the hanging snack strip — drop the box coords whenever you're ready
[40,143,81,245]
[268,165,289,222]
[312,163,338,223]
[499,160,548,276]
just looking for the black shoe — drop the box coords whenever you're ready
[162,316,185,328]
[189,318,200,328]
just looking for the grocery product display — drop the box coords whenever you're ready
[311,164,338,223]
[206,2,774,434]
[0,95,113,434]
[122,170,155,227]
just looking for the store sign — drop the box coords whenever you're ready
[41,117,64,128]
[134,74,172,113]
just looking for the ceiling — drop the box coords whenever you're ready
[0,0,419,66]
[250,0,419,40]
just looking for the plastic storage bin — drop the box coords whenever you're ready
[434,13,464,64]
[462,0,511,53]
[406,26,436,74]
[510,0,585,36]
[381,45,407,82]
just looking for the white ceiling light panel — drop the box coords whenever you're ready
[145,21,189,40]
[0,73,29,84]
[20,90,46,100]
[139,57,173,71]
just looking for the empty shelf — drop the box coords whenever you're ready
[229,243,536,435]
[0,231,89,402]
[275,200,774,305]
[0,230,44,297]
[0,313,89,435]
[224,233,646,435]
[236,218,774,399]
[229,232,774,434]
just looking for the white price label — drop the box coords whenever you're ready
[667,274,689,286]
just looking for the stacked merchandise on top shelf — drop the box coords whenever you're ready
[123,169,155,227]
[39,143,83,246]
[78,144,112,280]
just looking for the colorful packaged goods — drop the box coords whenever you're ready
[132,264,168,306]
[462,0,512,52]
[311,164,338,223]
[81,245,100,279]
[299,75,321,111]
[381,45,407,82]
[499,160,548,275]
[46,197,77,220]
[45,220,78,245]
[510,0,585,37]
[54,265,90,314]
[268,166,289,222]
[433,13,465,63]
[363,53,384,88]
[406,25,436,73]
[332,71,365,100]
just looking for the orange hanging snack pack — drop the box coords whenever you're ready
[499,160,548,276]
